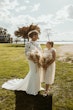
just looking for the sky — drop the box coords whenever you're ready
[0,0,73,42]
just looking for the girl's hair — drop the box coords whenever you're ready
[47,41,54,47]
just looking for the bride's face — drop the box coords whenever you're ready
[31,35,39,41]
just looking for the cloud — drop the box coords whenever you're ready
[25,0,30,3]
[67,5,73,19]
[16,6,27,12]
[53,31,73,41]
[56,5,73,21]
[0,11,57,35]
[0,0,73,41]
[31,3,40,12]
[0,0,54,28]
[0,0,19,10]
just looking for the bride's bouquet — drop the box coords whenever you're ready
[29,49,41,66]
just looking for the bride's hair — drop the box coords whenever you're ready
[23,24,40,38]
[14,24,40,39]
[28,24,40,38]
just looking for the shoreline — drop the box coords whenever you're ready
[55,44,73,56]
[55,44,73,63]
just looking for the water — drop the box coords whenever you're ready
[37,41,73,44]
[13,41,73,44]
[52,41,73,44]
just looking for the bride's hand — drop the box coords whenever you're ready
[33,60,38,63]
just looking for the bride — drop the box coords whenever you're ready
[2,25,43,95]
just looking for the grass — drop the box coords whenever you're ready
[0,44,73,110]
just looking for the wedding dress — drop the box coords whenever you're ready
[2,41,43,95]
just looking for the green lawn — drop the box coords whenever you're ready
[0,44,73,110]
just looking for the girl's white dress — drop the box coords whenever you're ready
[43,48,56,84]
[2,41,42,95]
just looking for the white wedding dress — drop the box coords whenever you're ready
[2,41,43,95]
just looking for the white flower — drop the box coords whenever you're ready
[43,49,52,60]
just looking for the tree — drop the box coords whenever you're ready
[14,24,40,45]
[0,27,11,43]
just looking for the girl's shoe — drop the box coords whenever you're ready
[43,90,49,97]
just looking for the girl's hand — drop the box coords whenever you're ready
[43,64,48,69]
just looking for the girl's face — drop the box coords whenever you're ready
[46,42,51,49]
[31,35,39,41]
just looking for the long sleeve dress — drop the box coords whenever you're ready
[2,41,42,95]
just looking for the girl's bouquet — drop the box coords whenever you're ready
[39,49,52,69]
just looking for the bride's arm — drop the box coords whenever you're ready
[25,43,38,63]
[25,43,31,58]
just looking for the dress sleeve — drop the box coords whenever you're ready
[52,48,56,53]
[25,43,31,58]
[36,43,42,51]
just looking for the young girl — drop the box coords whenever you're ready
[43,41,56,96]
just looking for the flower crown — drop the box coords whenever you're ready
[28,30,39,36]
